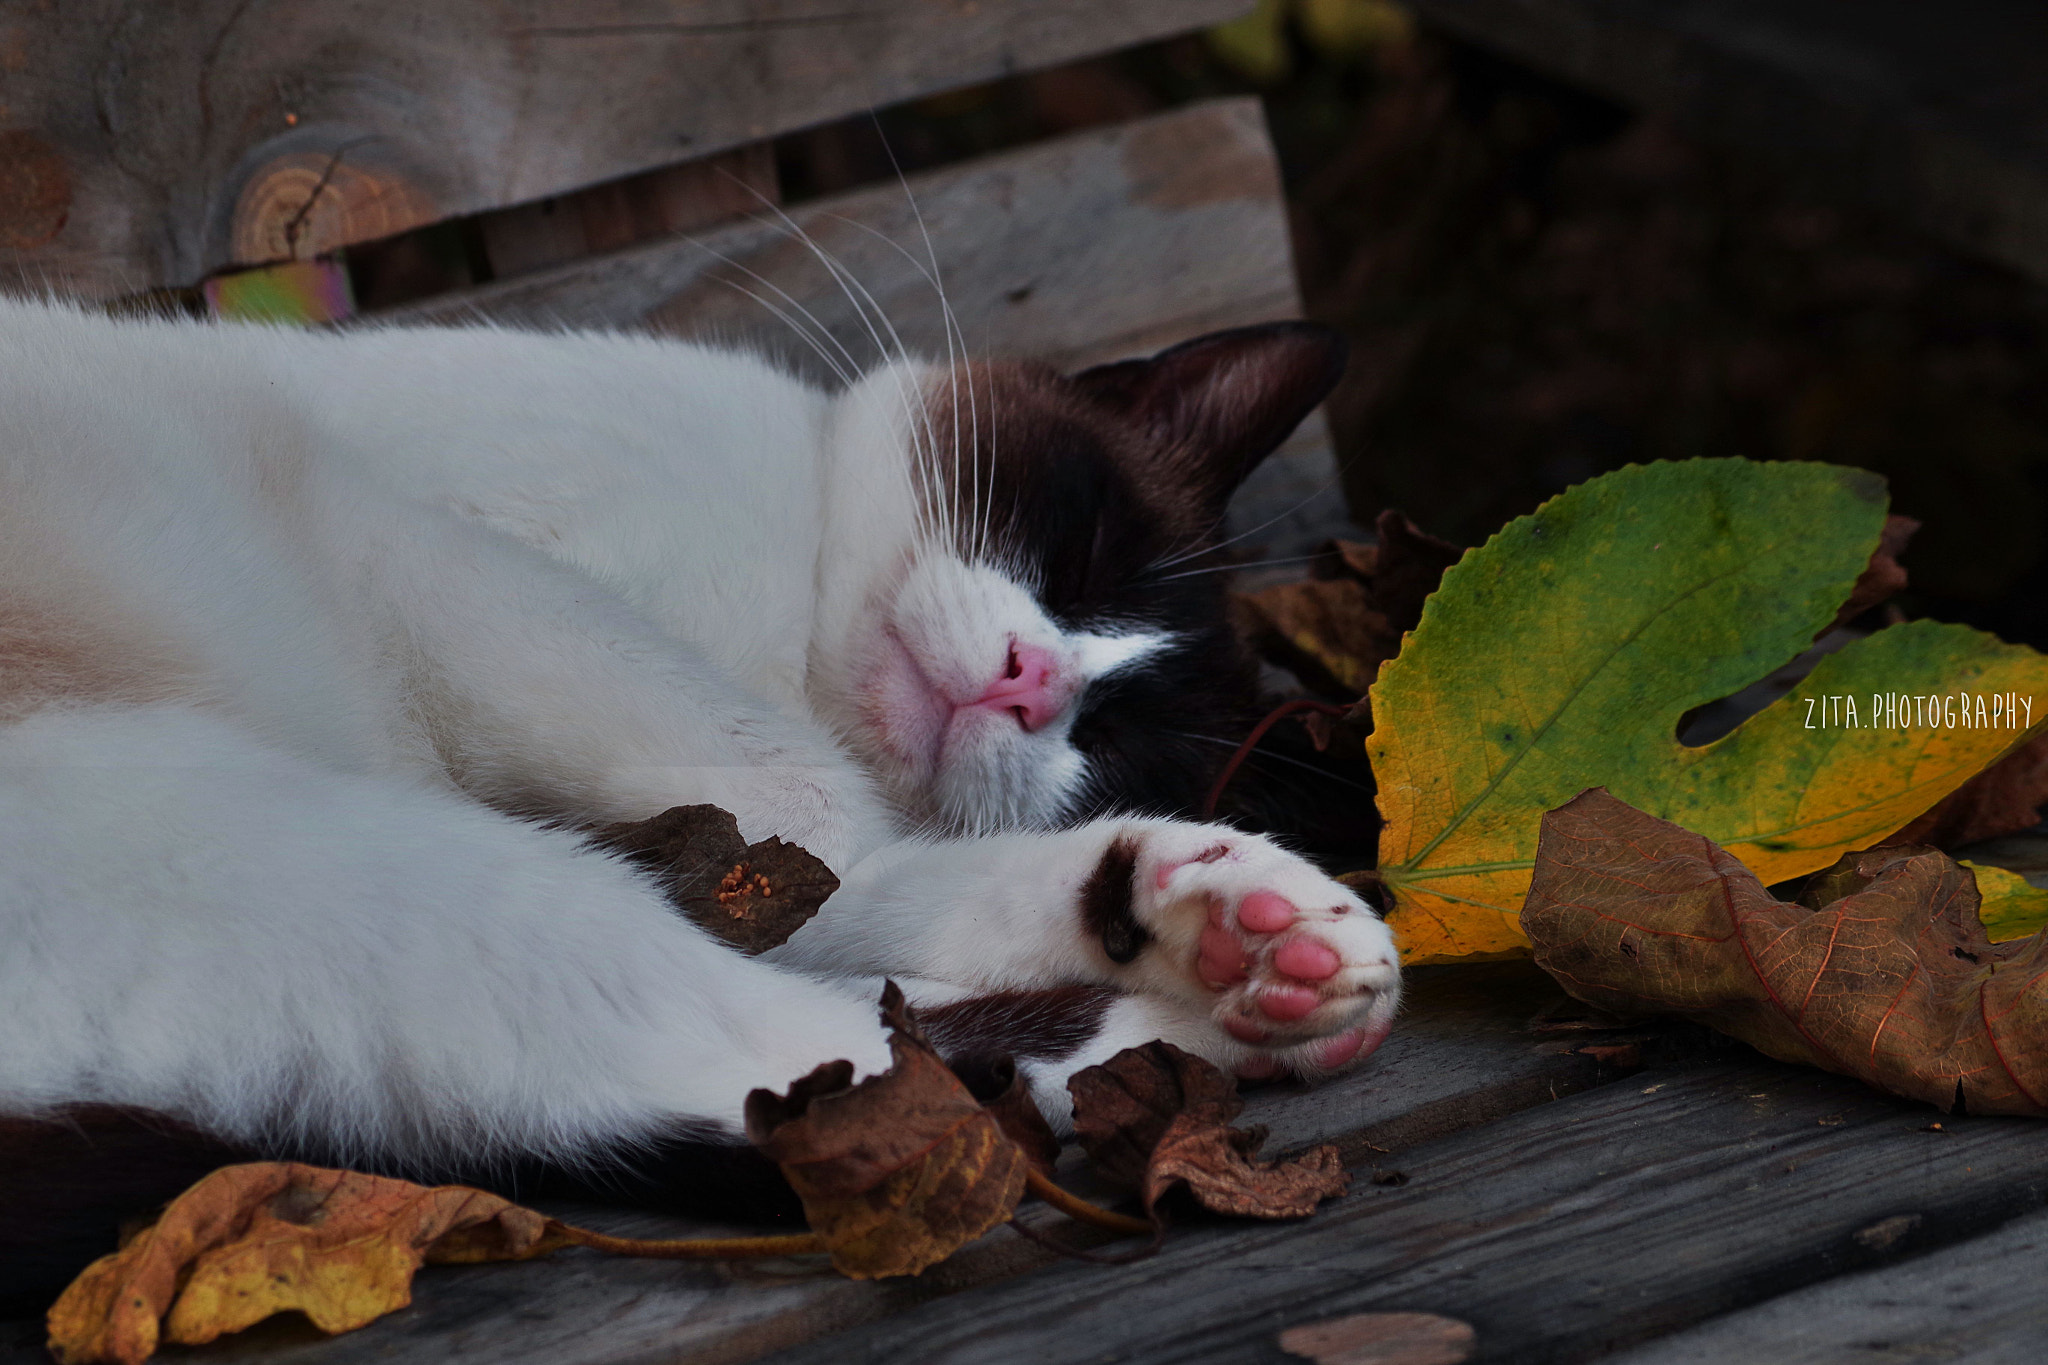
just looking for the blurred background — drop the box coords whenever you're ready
[768,0,2048,653]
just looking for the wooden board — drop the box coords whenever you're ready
[0,0,1250,298]
[0,966,1681,1365]
[752,1061,2048,1364]
[385,98,1354,553]
[1605,1206,2048,1364]
[1402,0,2048,285]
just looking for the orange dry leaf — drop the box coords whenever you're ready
[744,982,1031,1278]
[46,1164,567,1365]
[1522,789,2048,1116]
[1068,1041,1349,1222]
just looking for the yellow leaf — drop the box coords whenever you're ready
[46,1165,564,1365]
[1965,860,2048,943]
[1206,0,1292,84]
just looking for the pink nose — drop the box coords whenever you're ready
[968,642,1068,732]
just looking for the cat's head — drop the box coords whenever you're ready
[809,322,1347,836]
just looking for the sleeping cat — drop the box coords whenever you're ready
[0,297,1398,1296]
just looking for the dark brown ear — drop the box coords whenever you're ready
[1068,321,1348,504]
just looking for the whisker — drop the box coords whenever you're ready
[1143,553,1326,585]
[1160,729,1378,797]
[869,116,977,559]
[1145,470,1355,574]
[711,164,948,543]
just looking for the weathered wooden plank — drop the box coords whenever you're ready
[0,0,1250,298]
[751,1062,2048,1365]
[1402,0,2048,285]
[384,98,1352,552]
[0,966,1668,1363]
[1603,1205,2048,1365]
[478,143,782,280]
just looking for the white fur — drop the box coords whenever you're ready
[0,298,1397,1164]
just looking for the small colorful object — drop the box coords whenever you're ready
[202,257,354,325]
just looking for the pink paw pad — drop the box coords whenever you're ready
[1237,891,1297,934]
[1274,937,1341,982]
[1257,984,1323,1022]
[1197,922,1251,988]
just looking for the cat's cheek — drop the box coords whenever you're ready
[859,627,953,776]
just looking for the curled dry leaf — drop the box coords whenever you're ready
[46,1164,566,1365]
[973,1057,1063,1178]
[744,982,1030,1278]
[1825,513,1918,635]
[1279,1311,1477,1365]
[45,1162,827,1365]
[1522,789,2048,1117]
[589,803,837,954]
[1068,1041,1348,1222]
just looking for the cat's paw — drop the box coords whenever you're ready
[1099,823,1400,1078]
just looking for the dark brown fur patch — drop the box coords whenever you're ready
[920,985,1119,1072]
[1079,835,1148,964]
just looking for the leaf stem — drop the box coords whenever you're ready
[1203,699,1354,818]
[549,1222,827,1259]
[1023,1168,1154,1236]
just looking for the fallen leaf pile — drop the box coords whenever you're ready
[48,989,1348,1362]
[589,803,838,954]
[1521,789,2048,1116]
[1364,459,2048,963]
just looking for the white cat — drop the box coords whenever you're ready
[0,298,1398,1197]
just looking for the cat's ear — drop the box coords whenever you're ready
[1068,322,1347,504]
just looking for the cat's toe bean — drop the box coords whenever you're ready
[1256,983,1322,1021]
[1273,936,1341,981]
[1236,890,1297,933]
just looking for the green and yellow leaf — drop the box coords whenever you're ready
[1368,459,2048,964]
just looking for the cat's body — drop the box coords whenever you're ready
[0,298,1397,1299]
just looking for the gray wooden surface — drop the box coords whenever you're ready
[1403,0,2048,286]
[0,0,1248,298]
[752,1062,2048,1365]
[1605,1205,2048,1365]
[379,97,1354,555]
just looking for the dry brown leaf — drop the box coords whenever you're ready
[1068,1041,1349,1222]
[1522,789,2048,1116]
[1888,728,2048,849]
[590,803,836,954]
[45,1164,566,1365]
[1235,509,1460,697]
[975,1058,1062,1178]
[744,982,1030,1277]
[1279,1312,1477,1365]
[1825,513,1918,634]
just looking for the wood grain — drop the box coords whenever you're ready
[384,98,1353,552]
[1403,0,2048,285]
[1,0,1250,298]
[1604,1205,2048,1365]
[750,1063,2048,1364]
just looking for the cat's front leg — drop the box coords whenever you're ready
[769,818,1400,1080]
